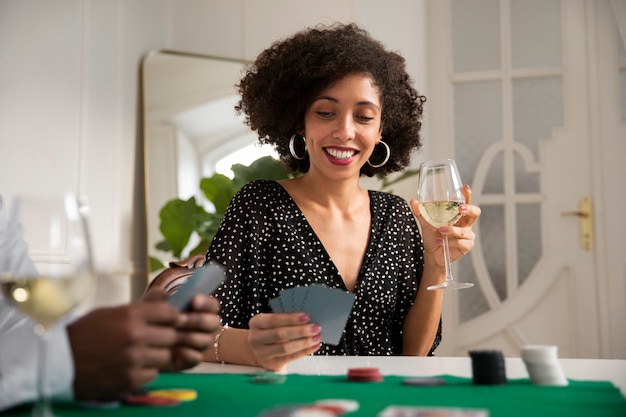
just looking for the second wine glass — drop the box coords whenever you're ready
[416,159,474,290]
[0,193,95,417]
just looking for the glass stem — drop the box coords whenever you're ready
[442,234,454,281]
[33,325,53,417]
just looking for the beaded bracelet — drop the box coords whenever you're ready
[213,324,228,364]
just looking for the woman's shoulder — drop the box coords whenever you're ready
[230,180,290,207]
[236,179,282,197]
[368,190,414,220]
[368,189,409,206]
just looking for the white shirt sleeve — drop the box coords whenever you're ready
[0,302,75,411]
[0,195,75,411]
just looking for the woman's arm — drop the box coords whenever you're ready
[403,185,480,355]
[203,313,322,371]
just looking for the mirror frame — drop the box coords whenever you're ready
[141,50,250,283]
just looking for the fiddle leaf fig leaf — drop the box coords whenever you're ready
[159,197,207,258]
[200,173,237,214]
[231,155,291,189]
[149,256,167,273]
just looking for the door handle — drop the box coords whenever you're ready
[561,197,593,250]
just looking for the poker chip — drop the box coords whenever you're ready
[521,345,568,386]
[291,408,336,417]
[314,399,360,413]
[468,350,507,385]
[149,389,198,401]
[346,367,383,382]
[402,377,446,386]
[302,404,346,415]
[252,371,287,384]
[124,394,180,407]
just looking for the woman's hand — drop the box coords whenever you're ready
[410,184,481,268]
[247,312,322,371]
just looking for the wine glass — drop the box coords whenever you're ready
[416,159,474,290]
[0,193,94,417]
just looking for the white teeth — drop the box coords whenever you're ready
[325,148,355,160]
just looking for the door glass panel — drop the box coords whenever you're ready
[458,256,489,321]
[512,76,563,160]
[514,151,539,193]
[481,205,507,301]
[459,204,506,323]
[511,0,561,68]
[516,203,542,286]
[452,0,501,72]
[485,152,504,194]
[454,80,502,187]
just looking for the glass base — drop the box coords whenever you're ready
[32,401,58,417]
[427,280,474,291]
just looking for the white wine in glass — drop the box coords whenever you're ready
[0,193,94,417]
[417,159,474,290]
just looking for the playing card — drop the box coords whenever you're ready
[378,406,489,417]
[290,285,309,313]
[302,284,356,345]
[267,283,356,345]
[269,295,284,313]
[279,287,298,312]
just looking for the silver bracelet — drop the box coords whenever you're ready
[213,324,228,364]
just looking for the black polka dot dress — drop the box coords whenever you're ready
[206,180,441,356]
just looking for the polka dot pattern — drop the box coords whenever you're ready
[206,180,441,356]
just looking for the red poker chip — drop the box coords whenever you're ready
[124,394,180,407]
[347,367,383,382]
[302,404,347,415]
[347,367,380,375]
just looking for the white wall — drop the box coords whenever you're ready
[0,0,427,305]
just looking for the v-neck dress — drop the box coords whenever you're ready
[206,180,441,356]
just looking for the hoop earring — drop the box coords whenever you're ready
[367,140,390,168]
[289,134,307,160]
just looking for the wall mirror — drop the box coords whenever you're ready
[142,50,263,282]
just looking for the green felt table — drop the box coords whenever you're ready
[6,373,626,417]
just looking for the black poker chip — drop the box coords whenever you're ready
[468,349,507,385]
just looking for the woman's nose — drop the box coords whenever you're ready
[333,115,356,141]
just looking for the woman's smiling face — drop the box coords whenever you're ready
[302,74,383,180]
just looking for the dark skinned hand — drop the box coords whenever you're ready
[67,288,220,401]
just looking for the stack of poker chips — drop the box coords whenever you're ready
[468,350,507,385]
[521,345,568,386]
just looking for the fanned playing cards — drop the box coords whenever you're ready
[269,284,356,345]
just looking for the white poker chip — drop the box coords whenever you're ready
[315,398,360,412]
[521,345,559,362]
[292,409,335,417]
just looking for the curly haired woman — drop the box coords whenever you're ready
[204,23,480,371]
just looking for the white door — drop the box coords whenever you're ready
[427,0,626,359]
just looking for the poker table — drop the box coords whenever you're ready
[5,356,626,417]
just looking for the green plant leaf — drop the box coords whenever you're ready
[188,239,212,257]
[159,196,206,258]
[149,256,167,273]
[231,155,291,189]
[200,173,237,214]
